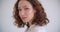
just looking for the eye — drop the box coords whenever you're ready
[25,8,29,10]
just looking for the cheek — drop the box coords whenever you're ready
[27,10,35,18]
[19,11,21,17]
[19,12,20,17]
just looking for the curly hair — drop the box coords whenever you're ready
[13,0,49,27]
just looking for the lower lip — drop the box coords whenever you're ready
[22,17,27,19]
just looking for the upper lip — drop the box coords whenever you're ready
[22,17,27,19]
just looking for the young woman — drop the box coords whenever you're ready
[13,0,49,32]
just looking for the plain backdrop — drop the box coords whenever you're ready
[0,0,60,32]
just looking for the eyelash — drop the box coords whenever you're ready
[24,8,29,10]
[18,8,29,11]
[25,8,29,9]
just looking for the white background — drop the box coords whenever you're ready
[0,0,60,32]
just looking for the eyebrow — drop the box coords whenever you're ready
[24,5,28,7]
[18,5,28,9]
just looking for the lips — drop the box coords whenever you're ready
[22,17,27,19]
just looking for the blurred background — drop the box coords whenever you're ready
[0,0,60,32]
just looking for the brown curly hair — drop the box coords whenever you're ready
[13,0,49,27]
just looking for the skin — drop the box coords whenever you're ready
[18,0,36,26]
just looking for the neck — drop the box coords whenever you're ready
[28,21,32,26]
[25,20,32,28]
[25,17,34,28]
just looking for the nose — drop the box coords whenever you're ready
[21,10,25,16]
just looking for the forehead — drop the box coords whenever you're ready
[18,0,32,8]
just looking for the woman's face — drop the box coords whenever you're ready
[18,0,36,23]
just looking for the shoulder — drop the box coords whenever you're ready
[27,24,47,32]
[34,25,47,32]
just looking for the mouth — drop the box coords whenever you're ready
[22,17,27,19]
